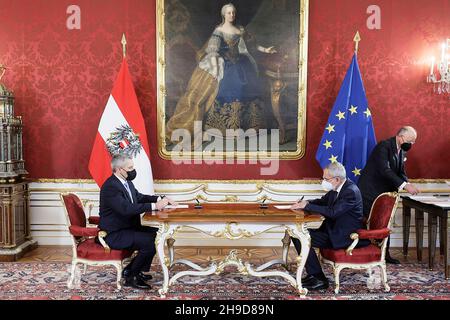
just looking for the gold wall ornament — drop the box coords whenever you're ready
[156,0,309,160]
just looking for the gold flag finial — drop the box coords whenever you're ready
[121,33,127,58]
[353,31,361,54]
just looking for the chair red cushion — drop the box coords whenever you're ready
[62,194,86,228]
[369,195,396,230]
[357,228,390,240]
[88,216,100,225]
[321,244,382,263]
[76,239,132,261]
[69,225,99,237]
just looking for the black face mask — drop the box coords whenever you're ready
[125,169,137,181]
[400,143,412,152]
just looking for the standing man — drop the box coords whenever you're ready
[99,154,176,289]
[358,126,420,264]
[290,162,369,291]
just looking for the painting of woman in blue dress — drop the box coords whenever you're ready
[166,3,276,147]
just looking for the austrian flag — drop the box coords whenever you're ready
[88,58,154,194]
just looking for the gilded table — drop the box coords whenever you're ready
[141,203,324,297]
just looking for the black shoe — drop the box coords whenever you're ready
[303,276,329,291]
[124,276,151,290]
[137,272,153,281]
[301,274,316,286]
[385,254,401,265]
[122,264,132,278]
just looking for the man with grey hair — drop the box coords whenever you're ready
[290,162,369,291]
[99,153,176,289]
[358,126,419,264]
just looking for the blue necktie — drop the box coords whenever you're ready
[123,182,134,203]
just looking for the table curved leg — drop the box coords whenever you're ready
[169,263,218,286]
[290,224,311,297]
[246,262,297,288]
[155,224,170,297]
[167,238,176,267]
[282,230,291,268]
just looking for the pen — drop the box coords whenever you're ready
[297,196,304,203]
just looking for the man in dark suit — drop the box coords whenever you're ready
[290,162,369,291]
[358,126,419,264]
[99,154,176,289]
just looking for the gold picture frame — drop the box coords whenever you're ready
[156,0,309,160]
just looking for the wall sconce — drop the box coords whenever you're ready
[427,39,449,95]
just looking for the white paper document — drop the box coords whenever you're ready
[274,205,293,210]
[409,196,441,201]
[164,204,189,209]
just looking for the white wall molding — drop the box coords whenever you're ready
[29,180,450,247]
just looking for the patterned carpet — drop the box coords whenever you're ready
[1,260,449,300]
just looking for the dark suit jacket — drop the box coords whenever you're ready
[304,179,365,249]
[99,175,159,233]
[357,137,408,214]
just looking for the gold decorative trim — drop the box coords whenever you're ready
[215,250,249,275]
[33,179,95,183]
[155,179,323,184]
[32,178,450,184]
[29,187,450,196]
[156,0,309,160]
[182,223,284,240]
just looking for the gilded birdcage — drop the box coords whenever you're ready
[0,65,28,180]
[0,64,35,261]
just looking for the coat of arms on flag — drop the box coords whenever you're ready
[106,125,143,158]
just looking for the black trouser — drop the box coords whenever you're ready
[291,230,331,277]
[105,226,158,277]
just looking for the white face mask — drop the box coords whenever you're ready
[321,180,334,191]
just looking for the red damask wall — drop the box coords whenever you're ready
[0,0,449,180]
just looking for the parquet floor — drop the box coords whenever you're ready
[18,245,429,264]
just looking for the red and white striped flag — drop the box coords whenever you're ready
[88,58,154,194]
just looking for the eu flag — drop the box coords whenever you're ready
[315,53,376,183]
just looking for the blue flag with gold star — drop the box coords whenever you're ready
[315,53,376,183]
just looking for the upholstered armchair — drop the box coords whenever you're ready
[320,192,400,294]
[60,193,132,289]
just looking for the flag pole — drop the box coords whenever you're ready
[353,31,361,54]
[121,33,127,58]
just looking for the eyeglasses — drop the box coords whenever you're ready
[322,177,337,182]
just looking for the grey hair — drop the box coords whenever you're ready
[325,162,347,179]
[220,3,236,24]
[396,126,417,137]
[111,153,132,172]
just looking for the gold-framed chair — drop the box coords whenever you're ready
[320,192,400,294]
[60,192,132,289]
